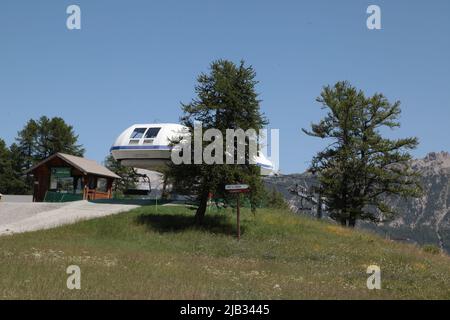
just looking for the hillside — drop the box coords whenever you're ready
[0,205,449,299]
[265,152,450,252]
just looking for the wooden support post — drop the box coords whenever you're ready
[225,184,249,241]
[317,190,323,219]
[236,194,241,241]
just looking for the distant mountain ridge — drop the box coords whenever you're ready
[264,152,450,252]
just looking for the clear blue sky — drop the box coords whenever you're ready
[1,0,449,173]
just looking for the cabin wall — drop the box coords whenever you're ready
[31,157,115,202]
[32,157,84,202]
[83,175,114,201]
[33,165,50,202]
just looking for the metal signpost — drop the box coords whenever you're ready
[225,184,250,240]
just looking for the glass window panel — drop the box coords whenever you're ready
[50,167,74,193]
[130,128,146,139]
[97,178,108,193]
[145,128,161,139]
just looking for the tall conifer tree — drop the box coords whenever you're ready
[168,60,268,223]
[303,81,421,226]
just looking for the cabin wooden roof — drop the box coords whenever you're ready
[27,153,121,179]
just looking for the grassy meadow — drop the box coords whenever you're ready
[0,205,449,299]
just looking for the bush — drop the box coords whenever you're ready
[422,244,441,255]
[266,188,289,210]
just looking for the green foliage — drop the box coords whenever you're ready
[0,116,85,195]
[16,116,85,163]
[167,59,268,222]
[104,155,139,194]
[303,81,421,226]
[265,188,289,210]
[0,139,28,194]
[422,244,441,255]
[7,143,32,194]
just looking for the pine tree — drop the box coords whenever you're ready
[8,143,30,194]
[167,60,268,223]
[266,188,289,210]
[9,116,85,193]
[16,116,85,166]
[16,119,38,175]
[104,155,139,194]
[303,81,421,227]
[0,139,28,194]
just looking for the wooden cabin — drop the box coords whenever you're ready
[27,153,121,202]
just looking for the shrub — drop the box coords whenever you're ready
[422,244,441,255]
[266,188,289,210]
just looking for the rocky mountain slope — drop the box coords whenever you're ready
[264,152,450,252]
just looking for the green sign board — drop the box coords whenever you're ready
[51,167,71,178]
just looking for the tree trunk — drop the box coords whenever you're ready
[317,192,323,219]
[161,175,168,200]
[348,216,356,228]
[340,218,347,227]
[195,191,209,224]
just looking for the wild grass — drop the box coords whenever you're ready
[0,205,449,299]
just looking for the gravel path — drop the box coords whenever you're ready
[0,195,33,203]
[0,201,140,236]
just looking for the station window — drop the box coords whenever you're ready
[130,128,147,139]
[143,127,161,144]
[145,127,161,139]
